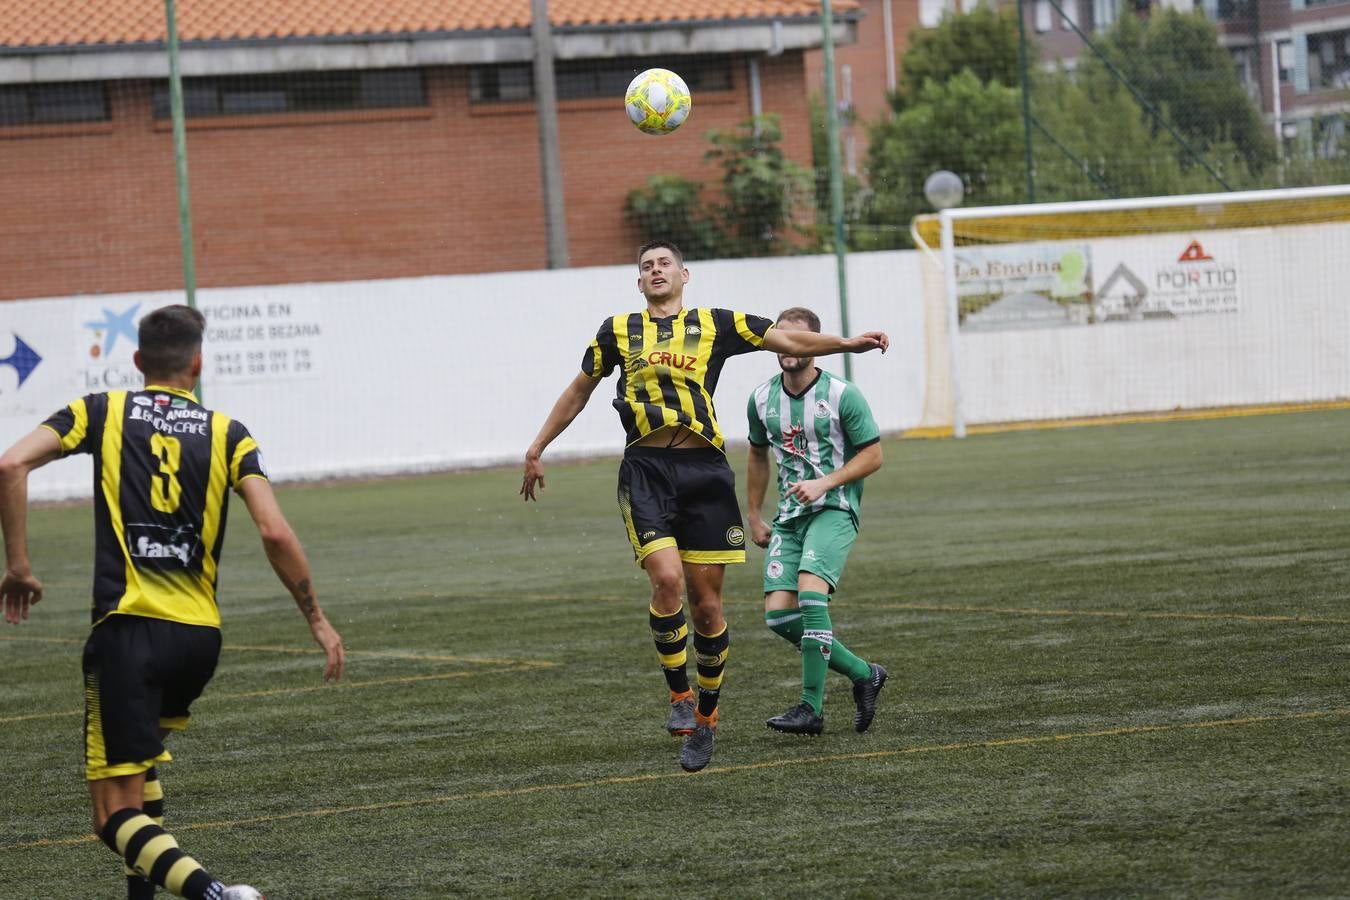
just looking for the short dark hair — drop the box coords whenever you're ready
[776,306,821,332]
[637,240,684,268]
[137,304,205,378]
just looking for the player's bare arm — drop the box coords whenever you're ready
[762,328,889,357]
[521,370,603,501]
[0,427,63,624]
[787,442,883,505]
[745,444,774,548]
[237,475,345,682]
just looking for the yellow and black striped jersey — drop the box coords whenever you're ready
[41,386,267,629]
[582,307,775,450]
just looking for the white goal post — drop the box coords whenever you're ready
[911,185,1350,437]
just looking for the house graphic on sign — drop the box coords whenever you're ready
[1094,263,1175,322]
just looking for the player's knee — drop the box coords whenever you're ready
[647,570,684,603]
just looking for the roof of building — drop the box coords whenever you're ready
[1,0,859,51]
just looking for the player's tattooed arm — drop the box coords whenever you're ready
[237,476,345,681]
[281,572,320,622]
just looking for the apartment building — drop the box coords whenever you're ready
[1021,0,1350,156]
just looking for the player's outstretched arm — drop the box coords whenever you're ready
[521,371,603,501]
[762,328,890,357]
[237,476,345,682]
[0,427,62,625]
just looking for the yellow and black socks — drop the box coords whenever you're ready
[124,768,165,899]
[649,606,691,695]
[798,591,870,713]
[100,807,224,900]
[693,625,729,721]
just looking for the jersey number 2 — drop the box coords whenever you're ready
[149,433,183,513]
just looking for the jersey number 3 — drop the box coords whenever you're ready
[149,433,183,513]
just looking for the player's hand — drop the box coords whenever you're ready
[748,517,772,549]
[787,478,829,505]
[309,616,345,682]
[521,453,546,502]
[1,568,42,625]
[845,331,889,354]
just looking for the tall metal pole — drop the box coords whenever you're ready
[164,0,197,308]
[1016,0,1036,203]
[531,0,569,269]
[820,0,853,380]
[164,0,201,399]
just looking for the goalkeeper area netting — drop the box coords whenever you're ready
[910,185,1350,437]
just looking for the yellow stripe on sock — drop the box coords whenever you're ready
[114,814,152,857]
[132,833,179,878]
[164,855,204,895]
[658,650,687,668]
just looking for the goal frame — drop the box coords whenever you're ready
[911,184,1350,437]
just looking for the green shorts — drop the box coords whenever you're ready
[762,508,858,594]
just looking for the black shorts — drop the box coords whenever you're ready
[82,614,221,781]
[617,445,746,565]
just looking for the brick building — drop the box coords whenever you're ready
[0,1,861,301]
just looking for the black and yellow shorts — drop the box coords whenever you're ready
[618,445,746,566]
[82,614,222,781]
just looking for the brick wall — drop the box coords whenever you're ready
[804,0,923,172]
[0,51,812,301]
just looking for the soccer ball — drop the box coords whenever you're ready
[625,68,692,136]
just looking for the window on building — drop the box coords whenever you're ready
[1095,0,1119,31]
[1306,28,1350,89]
[151,69,425,118]
[469,57,734,105]
[1060,0,1081,31]
[0,82,109,126]
[1313,113,1346,158]
[1278,40,1294,84]
[1034,0,1054,32]
[1217,0,1257,21]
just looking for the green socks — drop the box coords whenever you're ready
[774,591,871,714]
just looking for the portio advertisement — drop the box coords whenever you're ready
[955,234,1242,332]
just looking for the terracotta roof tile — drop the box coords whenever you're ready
[1,1,858,50]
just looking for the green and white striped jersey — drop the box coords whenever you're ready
[746,367,880,525]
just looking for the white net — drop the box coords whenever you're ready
[911,186,1350,434]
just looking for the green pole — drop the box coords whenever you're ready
[165,0,197,310]
[164,0,201,397]
[820,0,852,380]
[1016,0,1035,203]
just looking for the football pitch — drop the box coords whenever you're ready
[2,410,1347,898]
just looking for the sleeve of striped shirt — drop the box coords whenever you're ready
[711,309,774,356]
[839,384,881,450]
[226,419,269,485]
[746,387,771,447]
[40,394,103,456]
[580,316,620,378]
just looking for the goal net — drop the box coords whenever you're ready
[910,185,1350,436]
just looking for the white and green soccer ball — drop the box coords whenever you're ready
[624,68,692,136]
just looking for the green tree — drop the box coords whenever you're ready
[703,114,814,256]
[860,70,1027,248]
[890,5,1022,111]
[1085,8,1276,176]
[1031,63,1252,199]
[624,174,722,261]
